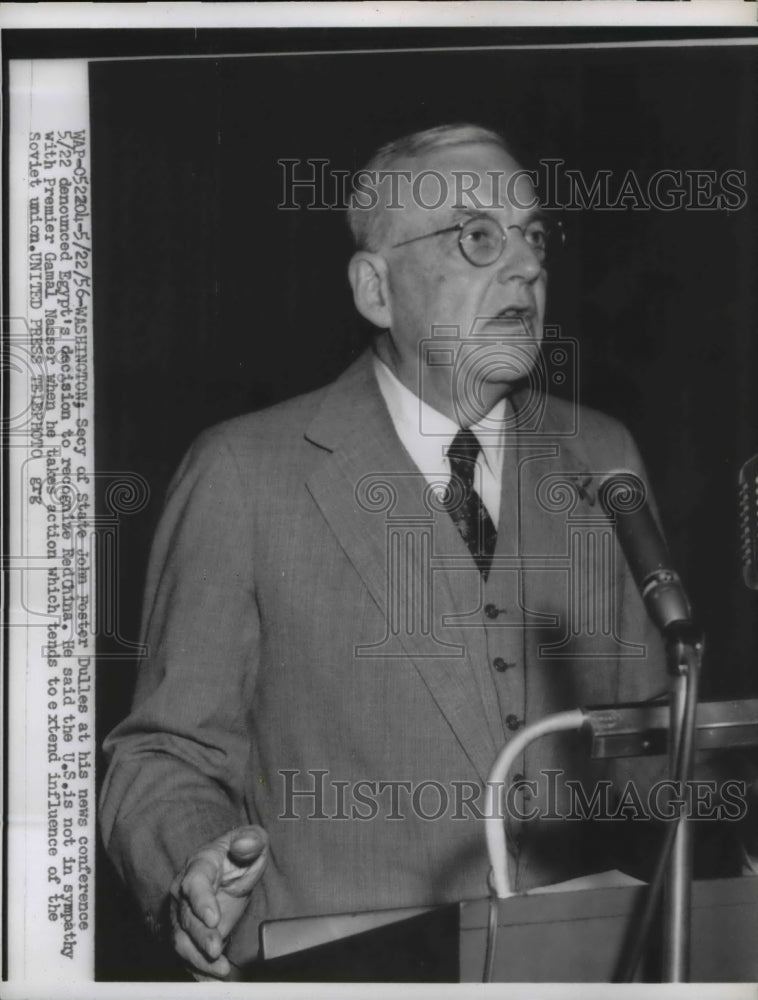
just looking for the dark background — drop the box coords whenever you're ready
[80,40,758,978]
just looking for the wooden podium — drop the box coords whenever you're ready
[245,877,758,982]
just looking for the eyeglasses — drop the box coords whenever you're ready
[391,214,566,268]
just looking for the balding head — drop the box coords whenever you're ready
[347,123,513,252]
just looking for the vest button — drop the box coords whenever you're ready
[513,774,532,796]
[484,603,502,619]
[493,657,513,673]
[506,714,523,731]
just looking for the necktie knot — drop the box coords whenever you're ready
[447,428,482,488]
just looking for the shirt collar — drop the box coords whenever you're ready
[372,353,506,476]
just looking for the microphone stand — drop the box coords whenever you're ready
[662,623,703,982]
[484,624,720,982]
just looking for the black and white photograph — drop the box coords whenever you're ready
[3,3,758,996]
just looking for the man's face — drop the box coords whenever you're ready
[380,142,547,416]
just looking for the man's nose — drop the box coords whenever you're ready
[496,228,543,283]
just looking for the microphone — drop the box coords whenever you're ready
[739,454,758,591]
[598,470,693,637]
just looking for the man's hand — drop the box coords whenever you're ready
[168,824,268,979]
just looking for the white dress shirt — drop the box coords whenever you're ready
[373,354,507,526]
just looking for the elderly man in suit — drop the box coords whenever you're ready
[99,123,671,978]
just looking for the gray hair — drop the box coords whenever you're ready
[347,123,510,253]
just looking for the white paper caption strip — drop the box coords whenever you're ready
[8,59,95,983]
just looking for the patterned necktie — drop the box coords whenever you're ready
[444,428,498,580]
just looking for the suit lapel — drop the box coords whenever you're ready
[304,352,499,782]
[513,391,598,638]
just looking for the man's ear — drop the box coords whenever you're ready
[348,252,392,330]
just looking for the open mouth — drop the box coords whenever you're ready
[489,306,533,326]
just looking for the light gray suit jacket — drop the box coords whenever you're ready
[100,349,668,965]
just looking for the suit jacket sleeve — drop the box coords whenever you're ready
[99,426,260,928]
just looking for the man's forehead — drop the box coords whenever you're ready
[394,143,538,216]
[427,140,517,172]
